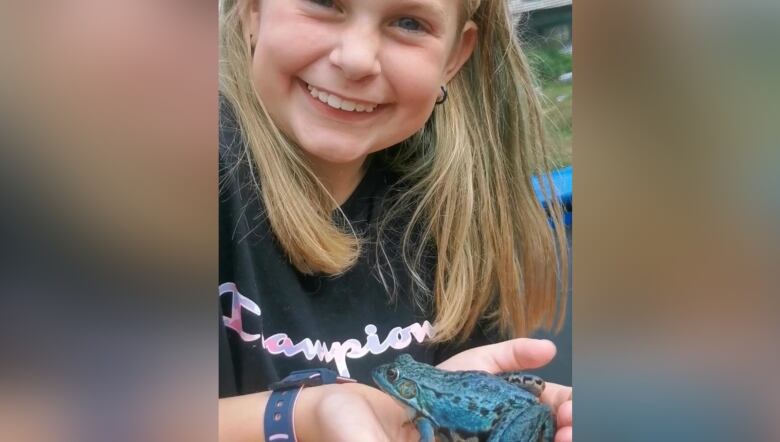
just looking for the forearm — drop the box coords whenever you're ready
[219,391,272,442]
[218,388,324,442]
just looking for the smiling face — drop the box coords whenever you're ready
[248,0,475,165]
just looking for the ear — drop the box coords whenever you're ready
[442,20,477,83]
[245,0,261,47]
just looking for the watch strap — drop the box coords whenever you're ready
[265,386,304,441]
[264,369,356,441]
[268,369,354,391]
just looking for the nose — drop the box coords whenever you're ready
[329,23,382,80]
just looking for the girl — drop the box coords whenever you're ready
[218,0,573,440]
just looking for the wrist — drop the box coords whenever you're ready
[291,385,322,442]
[265,369,356,442]
[292,383,376,442]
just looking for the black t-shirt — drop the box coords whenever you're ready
[218,107,496,398]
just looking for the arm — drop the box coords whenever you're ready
[219,389,326,442]
[219,391,271,442]
[219,383,417,442]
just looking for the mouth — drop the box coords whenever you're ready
[370,369,384,387]
[301,80,382,114]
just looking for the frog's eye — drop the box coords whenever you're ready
[386,367,399,382]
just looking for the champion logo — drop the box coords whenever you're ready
[219,282,435,377]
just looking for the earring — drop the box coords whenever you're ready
[250,34,256,55]
[435,85,448,105]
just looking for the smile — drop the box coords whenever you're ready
[305,83,378,113]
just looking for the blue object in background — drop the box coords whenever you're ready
[531,166,572,385]
[533,166,572,226]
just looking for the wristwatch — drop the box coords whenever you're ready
[264,368,356,441]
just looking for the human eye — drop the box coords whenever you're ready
[305,0,337,9]
[392,17,427,33]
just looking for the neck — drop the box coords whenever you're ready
[306,155,368,207]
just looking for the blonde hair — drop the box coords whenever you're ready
[219,0,568,342]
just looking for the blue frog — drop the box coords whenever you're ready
[372,354,554,442]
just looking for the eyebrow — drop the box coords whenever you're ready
[393,0,447,20]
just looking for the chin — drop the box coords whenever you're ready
[299,139,370,165]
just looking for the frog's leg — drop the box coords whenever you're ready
[445,429,478,442]
[433,429,451,442]
[414,416,437,442]
[487,408,554,442]
[540,410,556,442]
[497,372,546,397]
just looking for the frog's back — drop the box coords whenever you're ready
[416,370,539,433]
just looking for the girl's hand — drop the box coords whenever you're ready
[437,338,573,442]
[295,382,418,442]
[296,338,573,442]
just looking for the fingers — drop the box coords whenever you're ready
[557,400,572,428]
[540,382,572,410]
[434,340,570,441]
[437,338,556,373]
[554,425,572,442]
[554,393,573,442]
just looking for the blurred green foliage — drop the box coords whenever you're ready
[525,45,573,166]
[540,82,572,167]
[527,46,572,86]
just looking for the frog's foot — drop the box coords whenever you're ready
[497,372,546,397]
[414,416,437,442]
[487,407,554,442]
[432,428,454,442]
[445,429,479,442]
[540,409,555,442]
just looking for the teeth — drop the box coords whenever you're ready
[306,83,377,113]
[327,95,342,108]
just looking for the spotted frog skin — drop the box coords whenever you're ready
[372,354,555,442]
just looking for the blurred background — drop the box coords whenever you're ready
[510,0,574,386]
[512,0,573,167]
[1,0,778,441]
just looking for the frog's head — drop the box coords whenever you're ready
[372,354,430,416]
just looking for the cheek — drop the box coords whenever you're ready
[365,54,442,150]
[252,14,331,94]
[383,47,444,113]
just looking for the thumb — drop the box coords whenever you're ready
[437,338,556,373]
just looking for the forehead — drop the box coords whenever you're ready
[395,0,447,14]
[398,0,479,26]
[355,0,466,18]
